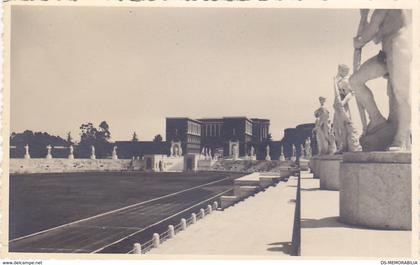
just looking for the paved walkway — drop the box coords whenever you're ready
[300,171,411,257]
[149,177,297,256]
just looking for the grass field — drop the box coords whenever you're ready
[9,171,242,241]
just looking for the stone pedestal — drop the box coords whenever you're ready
[310,156,321,179]
[339,152,411,230]
[299,159,309,171]
[318,154,342,191]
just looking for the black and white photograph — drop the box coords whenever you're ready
[1,0,418,261]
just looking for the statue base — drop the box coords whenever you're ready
[339,151,411,230]
[310,156,321,179]
[299,158,309,171]
[318,154,342,191]
[68,154,74,160]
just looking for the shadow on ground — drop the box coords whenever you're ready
[300,187,320,192]
[266,241,293,255]
[301,216,346,228]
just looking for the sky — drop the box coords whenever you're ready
[10,6,388,142]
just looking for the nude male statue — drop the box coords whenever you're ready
[349,9,411,151]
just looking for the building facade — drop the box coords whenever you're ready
[166,117,270,157]
[165,118,202,154]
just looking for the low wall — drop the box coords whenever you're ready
[209,159,295,173]
[10,159,133,174]
[165,157,184,172]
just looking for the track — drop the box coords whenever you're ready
[9,178,233,253]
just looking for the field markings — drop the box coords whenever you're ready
[9,176,231,243]
[92,187,233,253]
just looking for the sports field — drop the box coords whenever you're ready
[9,171,244,253]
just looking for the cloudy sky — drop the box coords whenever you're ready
[10,5,388,141]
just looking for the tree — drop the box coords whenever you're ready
[78,121,112,158]
[132,132,139,141]
[153,134,163,142]
[97,121,111,142]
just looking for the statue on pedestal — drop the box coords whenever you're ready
[350,9,411,151]
[291,145,297,162]
[24,144,30,159]
[300,144,305,160]
[46,145,52,159]
[68,145,74,159]
[178,145,183,156]
[112,146,118,160]
[265,145,271,161]
[232,144,239,160]
[90,145,96,159]
[304,138,312,159]
[313,97,337,155]
[332,64,362,153]
[279,145,285,161]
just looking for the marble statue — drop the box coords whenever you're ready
[170,143,174,157]
[46,145,52,159]
[232,144,239,160]
[279,145,285,161]
[290,145,297,162]
[250,146,255,157]
[313,97,337,155]
[332,64,362,153]
[350,9,411,151]
[90,145,96,159]
[178,145,183,156]
[112,146,118,160]
[300,144,305,159]
[265,145,271,161]
[68,145,74,159]
[304,138,312,159]
[201,147,206,159]
[24,144,30,159]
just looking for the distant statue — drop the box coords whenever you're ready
[46,145,52,159]
[201,147,206,159]
[332,64,362,153]
[304,138,312,158]
[300,144,305,159]
[171,141,182,157]
[90,145,96,159]
[112,146,118,160]
[232,144,239,160]
[265,145,271,161]
[170,143,174,157]
[279,145,285,161]
[68,145,74,159]
[313,97,337,155]
[250,146,255,157]
[350,9,411,151]
[24,144,30,159]
[178,145,183,156]
[290,145,297,162]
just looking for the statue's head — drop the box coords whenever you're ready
[319,96,326,105]
[338,64,350,77]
